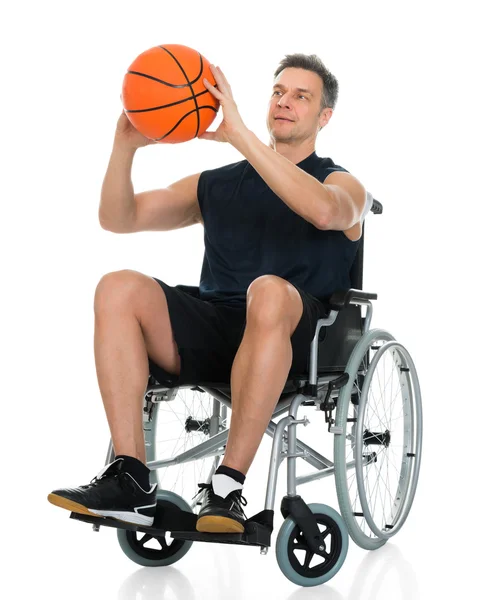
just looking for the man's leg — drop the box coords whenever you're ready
[221,275,304,476]
[48,270,182,523]
[93,270,181,463]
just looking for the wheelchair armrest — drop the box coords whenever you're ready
[327,288,378,310]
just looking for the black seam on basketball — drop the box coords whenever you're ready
[127,70,191,88]
[125,88,212,113]
[153,106,218,141]
[159,46,201,138]
[158,48,205,86]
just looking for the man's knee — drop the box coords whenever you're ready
[94,269,153,313]
[246,275,303,333]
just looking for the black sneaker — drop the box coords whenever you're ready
[194,482,248,533]
[47,458,157,526]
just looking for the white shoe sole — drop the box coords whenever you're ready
[88,508,155,526]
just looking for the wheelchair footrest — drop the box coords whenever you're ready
[69,504,274,548]
[172,512,272,547]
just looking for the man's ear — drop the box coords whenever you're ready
[319,107,333,128]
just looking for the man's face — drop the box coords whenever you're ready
[266,67,332,143]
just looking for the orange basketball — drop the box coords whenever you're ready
[121,44,220,144]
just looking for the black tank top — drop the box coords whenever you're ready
[197,151,361,307]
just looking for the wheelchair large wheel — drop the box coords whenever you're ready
[275,504,349,587]
[334,328,422,550]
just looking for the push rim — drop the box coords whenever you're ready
[334,329,394,549]
[355,340,422,538]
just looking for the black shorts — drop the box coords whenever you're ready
[147,277,328,386]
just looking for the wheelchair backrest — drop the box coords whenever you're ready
[314,195,383,375]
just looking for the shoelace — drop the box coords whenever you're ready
[89,469,119,486]
[87,464,133,493]
[193,482,248,518]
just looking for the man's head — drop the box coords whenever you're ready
[267,53,339,146]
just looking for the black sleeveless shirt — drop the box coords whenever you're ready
[196,151,361,307]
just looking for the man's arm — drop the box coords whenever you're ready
[319,170,368,231]
[200,65,366,230]
[229,129,332,229]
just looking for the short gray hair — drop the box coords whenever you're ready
[273,53,339,112]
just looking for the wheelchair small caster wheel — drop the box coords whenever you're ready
[275,503,349,587]
[117,490,194,567]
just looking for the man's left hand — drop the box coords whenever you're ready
[199,65,248,144]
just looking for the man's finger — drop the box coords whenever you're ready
[204,79,222,98]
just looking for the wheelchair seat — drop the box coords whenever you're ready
[154,295,366,395]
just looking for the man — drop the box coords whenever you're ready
[48,53,371,534]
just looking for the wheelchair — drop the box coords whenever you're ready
[69,196,423,588]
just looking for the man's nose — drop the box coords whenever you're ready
[277,94,292,108]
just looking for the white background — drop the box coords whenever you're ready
[2,0,492,598]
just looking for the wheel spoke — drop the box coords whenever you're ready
[151,388,221,507]
[138,533,153,547]
[303,550,314,568]
[357,349,409,532]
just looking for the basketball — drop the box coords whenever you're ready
[121,44,220,144]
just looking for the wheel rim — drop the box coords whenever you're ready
[287,513,343,577]
[276,503,349,586]
[355,341,422,538]
[117,492,194,566]
[125,526,184,560]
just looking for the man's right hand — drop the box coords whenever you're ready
[114,109,157,150]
